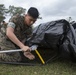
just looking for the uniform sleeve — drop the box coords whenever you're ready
[7,22,16,29]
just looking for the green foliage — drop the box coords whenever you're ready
[8,5,26,16]
[0,4,26,23]
[0,4,6,22]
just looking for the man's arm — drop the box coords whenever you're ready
[6,27,31,51]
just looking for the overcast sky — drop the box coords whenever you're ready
[0,0,76,26]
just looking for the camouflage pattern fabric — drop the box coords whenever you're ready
[9,15,32,41]
[0,15,32,62]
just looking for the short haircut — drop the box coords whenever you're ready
[27,7,39,19]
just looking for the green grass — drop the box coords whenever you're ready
[0,60,76,75]
[0,49,75,75]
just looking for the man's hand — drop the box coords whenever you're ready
[21,46,31,52]
[21,46,35,60]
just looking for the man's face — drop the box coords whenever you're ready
[25,14,37,26]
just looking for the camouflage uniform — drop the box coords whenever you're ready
[0,15,32,62]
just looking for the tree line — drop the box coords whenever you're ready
[0,4,26,23]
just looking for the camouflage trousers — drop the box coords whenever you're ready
[0,34,21,62]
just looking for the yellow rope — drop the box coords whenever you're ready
[35,50,45,64]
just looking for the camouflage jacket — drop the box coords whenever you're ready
[0,15,32,49]
[9,15,32,42]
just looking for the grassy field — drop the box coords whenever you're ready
[0,59,76,75]
[0,48,75,75]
